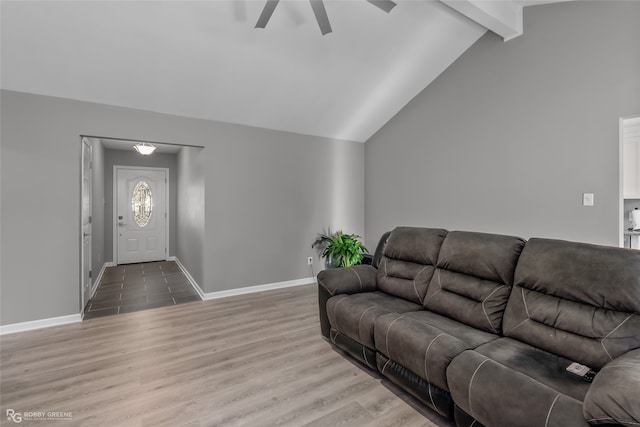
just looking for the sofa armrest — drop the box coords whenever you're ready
[317,265,378,339]
[317,264,378,297]
[583,348,640,426]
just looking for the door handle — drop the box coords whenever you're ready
[83,233,91,237]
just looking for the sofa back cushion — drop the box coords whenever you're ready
[503,238,640,369]
[372,231,392,270]
[377,227,448,305]
[424,231,526,334]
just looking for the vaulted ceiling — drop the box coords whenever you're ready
[0,0,568,142]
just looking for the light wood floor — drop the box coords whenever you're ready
[1,284,454,427]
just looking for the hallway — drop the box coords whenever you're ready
[83,261,201,319]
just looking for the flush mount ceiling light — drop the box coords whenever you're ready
[133,142,157,155]
[256,0,397,36]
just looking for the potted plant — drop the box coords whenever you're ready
[312,229,368,269]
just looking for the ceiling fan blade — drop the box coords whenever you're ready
[255,0,280,29]
[366,0,397,13]
[309,0,332,35]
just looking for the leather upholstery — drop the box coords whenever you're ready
[326,291,421,349]
[318,264,378,297]
[377,352,454,418]
[374,310,497,391]
[377,227,448,304]
[329,329,378,370]
[371,230,391,269]
[447,347,590,427]
[424,231,525,333]
[317,264,379,340]
[475,338,591,400]
[454,405,485,427]
[583,348,640,426]
[317,227,640,427]
[503,238,640,369]
[318,283,332,339]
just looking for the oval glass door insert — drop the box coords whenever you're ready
[132,180,153,227]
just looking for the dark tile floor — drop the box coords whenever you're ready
[83,260,201,320]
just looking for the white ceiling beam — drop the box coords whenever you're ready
[440,0,524,41]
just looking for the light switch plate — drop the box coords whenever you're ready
[583,193,594,206]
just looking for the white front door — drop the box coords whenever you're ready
[81,138,93,309]
[115,167,168,264]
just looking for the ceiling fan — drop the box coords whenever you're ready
[255,0,397,36]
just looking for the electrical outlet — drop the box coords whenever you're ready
[583,193,594,206]
[307,257,313,265]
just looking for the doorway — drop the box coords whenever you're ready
[620,115,640,248]
[81,138,93,311]
[80,136,205,318]
[114,166,169,264]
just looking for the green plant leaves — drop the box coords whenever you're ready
[317,230,368,268]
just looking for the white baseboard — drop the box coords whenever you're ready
[169,256,206,300]
[0,262,314,335]
[0,314,82,336]
[90,262,116,299]
[168,257,314,301]
[202,277,315,300]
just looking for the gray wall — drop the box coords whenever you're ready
[176,146,205,288]
[104,149,178,260]
[89,138,106,283]
[365,1,640,249]
[0,90,364,325]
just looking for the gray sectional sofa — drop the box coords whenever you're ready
[317,227,640,427]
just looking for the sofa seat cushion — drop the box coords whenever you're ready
[447,338,591,427]
[326,291,422,349]
[374,311,498,392]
